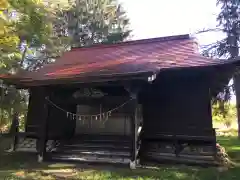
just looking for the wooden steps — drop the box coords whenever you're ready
[52,149,130,157]
[48,155,131,165]
[61,143,130,151]
[49,135,132,165]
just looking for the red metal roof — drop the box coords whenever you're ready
[0,34,237,86]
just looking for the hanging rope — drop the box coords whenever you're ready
[45,97,133,121]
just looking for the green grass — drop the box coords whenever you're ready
[217,136,240,163]
[0,136,240,180]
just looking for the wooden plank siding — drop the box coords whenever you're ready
[25,87,49,134]
[25,69,213,139]
[141,69,213,137]
[74,101,133,136]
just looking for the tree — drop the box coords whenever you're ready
[0,0,56,72]
[0,0,67,131]
[200,0,240,137]
[10,0,70,71]
[22,0,71,71]
[66,0,130,47]
[212,102,237,128]
[0,0,20,72]
[215,0,240,137]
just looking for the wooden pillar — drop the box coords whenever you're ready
[130,96,138,169]
[124,82,144,169]
[37,95,49,163]
[10,113,19,151]
[208,87,217,157]
[208,87,213,128]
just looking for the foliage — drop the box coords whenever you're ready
[0,0,20,72]
[15,0,131,69]
[201,0,240,59]
[0,86,28,132]
[66,0,131,47]
[0,0,64,130]
[200,0,240,98]
[212,102,237,128]
[22,1,71,71]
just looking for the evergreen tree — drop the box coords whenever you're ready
[216,0,240,137]
[23,0,71,71]
[201,0,240,136]
[66,0,130,47]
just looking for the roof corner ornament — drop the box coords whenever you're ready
[148,74,157,82]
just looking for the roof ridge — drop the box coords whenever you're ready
[71,34,191,51]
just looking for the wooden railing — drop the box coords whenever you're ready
[3,114,40,151]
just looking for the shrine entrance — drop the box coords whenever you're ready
[37,85,143,166]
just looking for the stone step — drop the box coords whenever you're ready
[49,154,131,165]
[53,149,131,158]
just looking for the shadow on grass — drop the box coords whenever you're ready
[0,136,240,179]
[0,152,227,180]
[218,136,240,163]
[0,137,77,179]
[68,163,240,180]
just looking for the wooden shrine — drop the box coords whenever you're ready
[1,34,239,167]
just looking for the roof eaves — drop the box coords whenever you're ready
[20,70,158,87]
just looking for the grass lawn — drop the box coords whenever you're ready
[0,137,240,180]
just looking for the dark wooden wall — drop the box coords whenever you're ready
[26,87,76,139]
[25,68,213,138]
[47,102,76,139]
[141,69,212,136]
[25,87,48,133]
[46,89,77,139]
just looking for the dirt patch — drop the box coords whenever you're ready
[42,168,78,179]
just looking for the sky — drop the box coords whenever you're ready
[120,0,224,46]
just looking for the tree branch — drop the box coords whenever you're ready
[194,27,224,35]
[20,44,28,67]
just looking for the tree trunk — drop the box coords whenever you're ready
[20,45,28,67]
[234,75,240,138]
